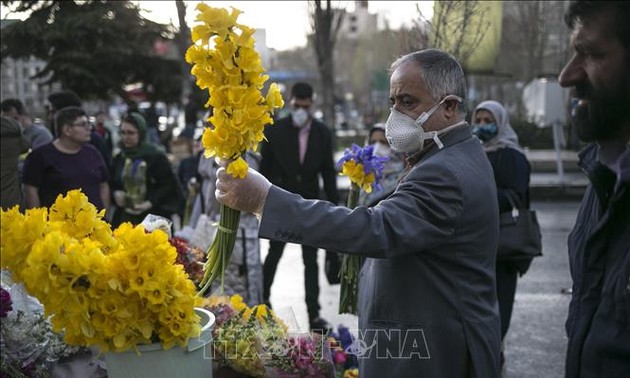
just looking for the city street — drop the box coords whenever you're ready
[262,199,580,378]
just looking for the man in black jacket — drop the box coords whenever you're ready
[558,1,630,376]
[259,82,339,331]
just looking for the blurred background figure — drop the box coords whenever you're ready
[182,93,199,141]
[22,106,110,211]
[1,116,28,210]
[142,103,162,146]
[110,112,184,228]
[472,99,533,373]
[93,110,114,156]
[359,123,406,207]
[47,91,112,171]
[259,82,339,332]
[176,135,203,213]
[1,98,53,150]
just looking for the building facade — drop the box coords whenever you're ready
[1,19,60,117]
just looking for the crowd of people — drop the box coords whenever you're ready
[0,1,627,377]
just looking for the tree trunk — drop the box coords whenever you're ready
[175,0,192,104]
[311,0,344,147]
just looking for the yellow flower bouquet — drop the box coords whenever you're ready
[202,294,288,377]
[337,144,388,315]
[0,190,201,353]
[185,3,284,295]
[203,294,337,377]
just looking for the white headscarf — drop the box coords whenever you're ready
[473,100,523,153]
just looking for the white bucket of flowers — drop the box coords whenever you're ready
[104,308,215,378]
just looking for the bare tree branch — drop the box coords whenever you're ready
[309,0,345,135]
[418,1,490,69]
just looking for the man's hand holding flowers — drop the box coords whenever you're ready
[215,163,271,216]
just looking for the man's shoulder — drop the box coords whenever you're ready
[311,119,330,129]
[29,141,55,156]
[409,139,489,181]
[310,119,332,137]
[271,116,292,128]
[24,142,55,168]
[30,124,53,137]
[265,117,291,136]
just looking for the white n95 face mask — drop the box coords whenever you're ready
[372,141,391,157]
[385,95,462,154]
[291,108,309,128]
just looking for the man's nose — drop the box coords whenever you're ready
[558,54,586,88]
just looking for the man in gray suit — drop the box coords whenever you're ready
[215,49,501,377]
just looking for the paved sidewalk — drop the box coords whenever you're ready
[261,241,358,333]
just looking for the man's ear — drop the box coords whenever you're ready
[442,98,460,120]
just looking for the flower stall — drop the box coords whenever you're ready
[0,190,359,377]
[0,190,212,377]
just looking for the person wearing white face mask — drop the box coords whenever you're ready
[215,49,500,377]
[258,82,339,333]
[358,124,405,207]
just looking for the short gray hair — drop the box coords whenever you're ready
[390,49,467,113]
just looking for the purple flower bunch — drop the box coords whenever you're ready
[328,325,359,377]
[0,287,12,318]
[336,144,389,193]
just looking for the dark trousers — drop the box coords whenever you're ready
[263,240,320,320]
[496,261,519,340]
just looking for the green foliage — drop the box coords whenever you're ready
[511,118,554,150]
[1,0,181,103]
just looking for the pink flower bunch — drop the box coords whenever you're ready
[0,287,11,318]
[266,333,334,378]
[170,236,206,286]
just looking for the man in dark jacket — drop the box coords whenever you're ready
[558,1,630,377]
[259,82,339,332]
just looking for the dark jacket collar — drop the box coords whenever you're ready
[578,143,628,211]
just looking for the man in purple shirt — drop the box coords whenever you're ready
[23,106,110,210]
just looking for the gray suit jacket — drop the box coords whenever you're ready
[259,125,500,378]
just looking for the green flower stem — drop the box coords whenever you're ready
[182,183,197,227]
[198,204,241,296]
[346,183,360,208]
[339,184,361,315]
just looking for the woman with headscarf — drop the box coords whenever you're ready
[472,100,533,372]
[110,112,184,228]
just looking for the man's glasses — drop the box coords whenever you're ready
[71,121,91,128]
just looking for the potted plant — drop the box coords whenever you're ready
[0,190,214,378]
